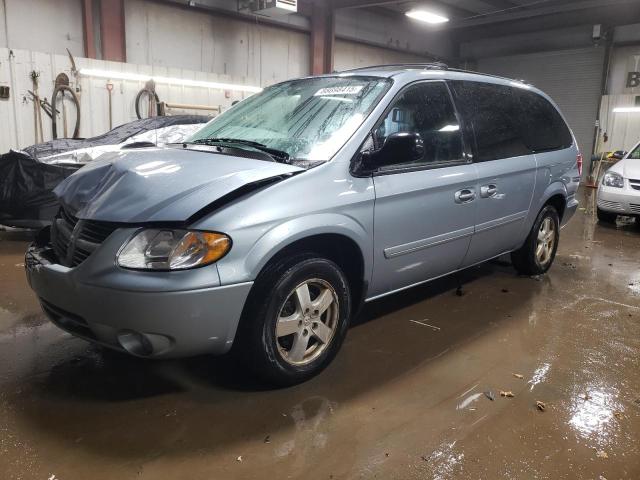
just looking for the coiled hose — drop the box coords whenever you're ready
[135,88,160,119]
[51,85,81,139]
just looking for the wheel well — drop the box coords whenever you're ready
[261,234,366,312]
[545,194,566,221]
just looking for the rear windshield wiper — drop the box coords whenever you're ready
[187,137,290,163]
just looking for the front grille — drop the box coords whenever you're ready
[40,299,96,340]
[51,208,120,267]
[630,179,640,191]
[597,199,623,210]
[630,203,640,214]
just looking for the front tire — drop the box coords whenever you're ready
[236,253,351,386]
[597,207,617,224]
[511,205,560,276]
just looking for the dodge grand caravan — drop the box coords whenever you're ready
[25,64,580,385]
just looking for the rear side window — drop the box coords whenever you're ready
[373,81,463,169]
[450,81,530,162]
[517,90,573,152]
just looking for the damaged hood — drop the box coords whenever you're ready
[54,147,303,222]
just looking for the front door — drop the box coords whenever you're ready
[367,81,477,299]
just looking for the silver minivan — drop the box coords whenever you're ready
[26,64,580,385]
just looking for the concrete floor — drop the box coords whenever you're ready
[1,188,639,480]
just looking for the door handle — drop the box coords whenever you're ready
[480,184,498,198]
[455,188,476,204]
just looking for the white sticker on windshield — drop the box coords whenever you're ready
[314,86,363,96]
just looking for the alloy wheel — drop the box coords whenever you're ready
[535,217,556,265]
[275,278,339,365]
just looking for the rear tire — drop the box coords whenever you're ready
[511,205,560,276]
[235,253,351,387]
[597,207,617,224]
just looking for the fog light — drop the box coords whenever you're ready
[117,330,154,356]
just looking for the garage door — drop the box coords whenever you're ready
[478,47,605,170]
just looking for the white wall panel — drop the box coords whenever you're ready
[599,95,640,153]
[333,40,430,71]
[0,47,263,153]
[0,0,84,56]
[125,0,310,85]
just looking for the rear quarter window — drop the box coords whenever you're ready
[516,90,573,152]
[450,80,573,161]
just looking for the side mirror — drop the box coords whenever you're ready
[361,132,424,172]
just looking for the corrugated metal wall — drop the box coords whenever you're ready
[478,47,606,166]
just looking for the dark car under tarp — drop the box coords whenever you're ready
[0,115,209,228]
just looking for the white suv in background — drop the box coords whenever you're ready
[597,141,640,223]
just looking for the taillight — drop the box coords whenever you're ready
[576,152,583,177]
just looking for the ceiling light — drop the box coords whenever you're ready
[406,9,449,24]
[78,68,262,93]
[613,107,640,113]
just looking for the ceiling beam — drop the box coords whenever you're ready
[331,0,409,9]
[478,0,517,11]
[448,0,640,28]
[331,0,477,19]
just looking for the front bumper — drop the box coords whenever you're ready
[597,184,640,216]
[25,234,253,358]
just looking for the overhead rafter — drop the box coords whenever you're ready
[449,0,640,28]
[331,0,477,19]
[479,0,518,11]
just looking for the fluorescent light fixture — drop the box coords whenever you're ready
[79,68,262,93]
[406,9,449,24]
[613,107,640,113]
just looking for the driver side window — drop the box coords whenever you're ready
[374,82,464,168]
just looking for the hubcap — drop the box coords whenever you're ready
[275,278,339,366]
[535,217,556,265]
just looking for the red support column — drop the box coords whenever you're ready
[100,0,126,62]
[310,3,335,75]
[81,0,97,59]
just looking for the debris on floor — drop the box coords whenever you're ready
[512,373,524,379]
[409,319,441,331]
[264,435,271,444]
[596,450,609,459]
[236,456,243,462]
[500,391,514,398]
[536,400,546,411]
[484,390,495,401]
[501,288,509,293]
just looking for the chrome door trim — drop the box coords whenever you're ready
[474,210,528,233]
[383,225,475,259]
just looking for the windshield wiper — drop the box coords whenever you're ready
[187,137,290,163]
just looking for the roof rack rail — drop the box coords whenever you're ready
[340,62,449,73]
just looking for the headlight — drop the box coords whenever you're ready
[117,229,231,270]
[603,171,624,188]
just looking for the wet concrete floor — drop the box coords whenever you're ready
[1,188,639,479]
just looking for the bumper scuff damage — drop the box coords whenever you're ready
[25,227,253,358]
